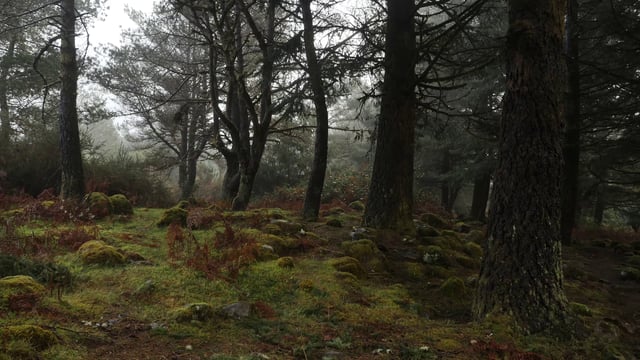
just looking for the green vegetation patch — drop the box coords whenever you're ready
[0,275,45,309]
[157,206,188,227]
[84,192,111,219]
[109,194,133,215]
[0,325,58,351]
[77,240,126,266]
[340,239,387,272]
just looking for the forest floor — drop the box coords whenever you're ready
[1,197,639,359]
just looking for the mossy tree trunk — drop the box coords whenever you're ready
[560,0,581,245]
[363,0,416,233]
[0,36,16,146]
[59,0,85,200]
[473,0,568,333]
[301,0,329,221]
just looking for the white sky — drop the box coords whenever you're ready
[88,0,155,48]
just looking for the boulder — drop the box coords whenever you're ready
[77,240,125,266]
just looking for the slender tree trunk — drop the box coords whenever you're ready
[59,0,85,200]
[561,0,581,245]
[301,0,329,221]
[473,0,568,333]
[470,172,491,221]
[0,37,16,146]
[363,0,416,233]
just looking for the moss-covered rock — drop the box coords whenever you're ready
[463,241,483,259]
[416,224,440,238]
[77,240,125,266]
[454,254,480,269]
[348,200,365,211]
[84,192,111,219]
[422,245,444,265]
[326,218,343,227]
[277,256,294,268]
[157,206,188,227]
[268,219,304,234]
[420,213,448,229]
[109,194,133,215]
[0,275,45,309]
[465,229,485,245]
[438,276,468,298]
[238,229,298,255]
[173,302,215,322]
[619,267,640,281]
[329,257,366,278]
[340,239,387,272]
[0,325,58,351]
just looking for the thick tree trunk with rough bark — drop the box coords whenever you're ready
[301,0,329,221]
[473,0,568,333]
[362,0,416,233]
[470,172,491,221]
[561,0,581,245]
[59,0,85,200]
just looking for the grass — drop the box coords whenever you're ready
[1,201,639,359]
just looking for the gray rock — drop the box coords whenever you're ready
[220,301,252,318]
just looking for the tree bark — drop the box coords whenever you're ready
[470,172,491,222]
[362,0,416,233]
[301,0,329,221]
[0,36,16,146]
[560,0,581,245]
[59,0,85,200]
[473,0,568,333]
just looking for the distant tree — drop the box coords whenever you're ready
[58,0,85,199]
[95,6,214,200]
[363,0,416,232]
[301,0,329,221]
[473,0,569,332]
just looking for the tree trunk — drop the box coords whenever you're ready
[473,0,568,333]
[59,0,85,200]
[593,184,605,225]
[560,0,581,245]
[301,0,329,221]
[222,152,240,200]
[470,172,491,222]
[362,0,416,233]
[440,148,452,211]
[0,36,16,146]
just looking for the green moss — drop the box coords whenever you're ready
[239,228,298,254]
[173,302,215,322]
[397,261,425,280]
[326,218,343,227]
[348,200,365,211]
[422,245,443,265]
[109,194,133,215]
[463,241,483,259]
[435,338,463,352]
[277,257,294,268]
[340,239,387,272]
[438,277,468,298]
[454,254,480,269]
[625,255,640,267]
[465,229,485,244]
[157,206,188,227]
[417,225,440,238]
[261,223,282,235]
[0,325,58,351]
[0,275,45,308]
[328,257,366,278]
[41,200,55,208]
[77,240,126,266]
[84,192,111,219]
[569,302,592,317]
[619,267,640,281]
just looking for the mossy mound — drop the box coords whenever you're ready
[157,206,188,227]
[173,302,216,322]
[422,245,444,265]
[109,194,133,215]
[328,257,366,278]
[77,240,126,266]
[420,213,448,229]
[267,219,304,235]
[340,239,387,272]
[463,241,483,259]
[619,267,640,281]
[0,325,58,351]
[348,200,365,211]
[238,229,299,255]
[84,192,111,219]
[569,302,593,317]
[465,229,485,245]
[277,257,295,268]
[432,276,472,318]
[453,222,472,233]
[416,224,440,238]
[0,275,46,309]
[326,218,343,227]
